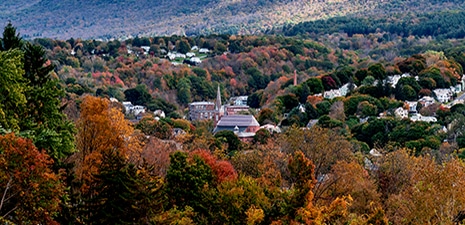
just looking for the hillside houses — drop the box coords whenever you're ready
[122,101,146,116]
[323,83,357,99]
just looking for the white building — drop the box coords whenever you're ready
[433,88,454,103]
[418,96,435,107]
[410,113,437,123]
[122,101,146,116]
[394,107,409,119]
[199,48,210,54]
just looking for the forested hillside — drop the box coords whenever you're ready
[2,0,465,39]
[5,1,465,222]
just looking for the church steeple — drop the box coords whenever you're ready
[216,85,222,111]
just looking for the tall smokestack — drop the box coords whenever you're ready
[294,70,297,86]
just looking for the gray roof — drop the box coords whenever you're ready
[216,115,260,127]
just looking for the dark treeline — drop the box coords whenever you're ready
[283,10,465,39]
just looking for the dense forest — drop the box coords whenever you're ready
[4,6,465,223]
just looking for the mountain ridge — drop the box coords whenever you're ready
[2,0,465,40]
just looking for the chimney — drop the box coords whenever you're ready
[294,70,297,86]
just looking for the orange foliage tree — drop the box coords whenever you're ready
[73,96,142,194]
[0,133,64,224]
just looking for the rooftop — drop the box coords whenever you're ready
[189,101,215,106]
[216,115,260,127]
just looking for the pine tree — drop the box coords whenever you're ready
[0,23,75,163]
[0,22,22,51]
[86,149,164,224]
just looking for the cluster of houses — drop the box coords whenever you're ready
[318,73,465,123]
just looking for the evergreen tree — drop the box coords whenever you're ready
[86,149,164,224]
[0,22,22,51]
[0,23,75,163]
[0,49,26,131]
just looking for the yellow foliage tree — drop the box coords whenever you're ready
[72,96,142,194]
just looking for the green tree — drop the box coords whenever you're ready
[215,130,241,154]
[165,151,215,222]
[87,149,164,224]
[124,85,153,106]
[0,49,26,131]
[304,78,324,94]
[253,128,271,144]
[177,77,192,105]
[21,42,75,162]
[368,63,387,81]
[0,22,22,51]
[177,39,191,54]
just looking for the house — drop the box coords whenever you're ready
[154,110,166,120]
[323,83,356,99]
[190,57,201,64]
[410,113,437,123]
[213,115,260,133]
[434,88,454,103]
[225,105,250,116]
[188,102,217,121]
[260,124,281,134]
[229,96,248,106]
[141,46,150,54]
[394,107,409,119]
[199,48,210,54]
[122,101,145,116]
[186,52,196,58]
[418,96,435,107]
[323,89,342,99]
[405,101,418,113]
[188,85,223,122]
[386,73,410,87]
[132,105,146,116]
[191,46,199,51]
[339,83,357,96]
[122,101,134,114]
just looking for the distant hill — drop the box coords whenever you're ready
[2,0,465,40]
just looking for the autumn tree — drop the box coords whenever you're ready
[0,133,64,224]
[280,126,353,188]
[73,96,142,196]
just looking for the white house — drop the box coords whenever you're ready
[186,52,196,58]
[122,102,134,114]
[405,101,418,113]
[132,105,146,116]
[433,88,454,103]
[323,89,341,99]
[122,101,146,116]
[410,113,437,123]
[190,57,202,64]
[230,96,248,106]
[386,73,411,88]
[199,48,210,54]
[323,83,356,99]
[418,96,435,107]
[141,46,150,54]
[394,107,408,119]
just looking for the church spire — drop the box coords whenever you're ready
[216,85,222,111]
